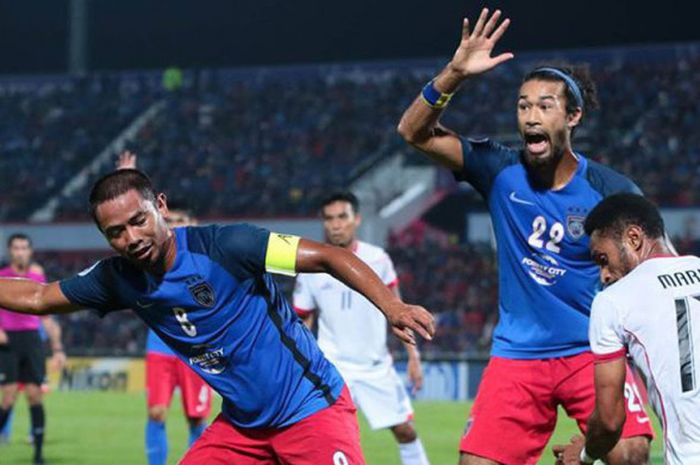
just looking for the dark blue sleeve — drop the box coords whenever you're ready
[211,224,271,280]
[585,160,643,197]
[59,258,125,316]
[454,136,520,198]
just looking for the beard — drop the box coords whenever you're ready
[522,130,568,169]
[617,244,637,279]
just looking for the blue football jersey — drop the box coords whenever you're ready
[457,137,641,359]
[146,329,175,356]
[60,224,345,428]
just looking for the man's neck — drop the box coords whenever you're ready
[10,263,28,274]
[528,148,579,190]
[146,231,177,276]
[642,240,675,262]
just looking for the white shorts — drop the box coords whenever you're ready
[340,364,413,430]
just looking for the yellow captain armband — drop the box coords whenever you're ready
[265,233,301,276]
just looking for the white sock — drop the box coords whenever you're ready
[398,438,430,465]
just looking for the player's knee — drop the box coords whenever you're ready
[24,384,43,405]
[148,405,168,423]
[606,436,650,465]
[187,416,206,428]
[390,422,417,443]
[1,387,18,408]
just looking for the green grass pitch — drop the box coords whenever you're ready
[0,391,663,464]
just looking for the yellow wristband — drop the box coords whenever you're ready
[265,233,301,276]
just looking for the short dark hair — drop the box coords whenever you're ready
[523,63,599,137]
[89,169,157,224]
[7,233,32,248]
[320,191,359,214]
[584,193,664,240]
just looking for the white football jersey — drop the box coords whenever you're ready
[590,255,700,465]
[293,241,398,374]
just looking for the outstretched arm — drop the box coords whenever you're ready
[295,239,434,345]
[0,279,82,315]
[397,8,513,171]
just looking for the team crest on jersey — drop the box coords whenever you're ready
[566,215,586,240]
[188,281,216,307]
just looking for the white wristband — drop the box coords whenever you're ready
[579,447,595,464]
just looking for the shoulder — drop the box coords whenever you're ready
[29,263,45,275]
[185,223,268,252]
[584,159,642,197]
[357,241,385,259]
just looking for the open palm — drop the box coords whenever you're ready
[450,8,513,77]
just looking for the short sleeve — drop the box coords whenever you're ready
[589,292,628,362]
[378,252,399,288]
[213,224,271,279]
[454,136,520,198]
[59,259,124,316]
[293,275,316,316]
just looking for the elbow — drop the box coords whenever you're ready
[397,120,424,147]
[396,120,414,143]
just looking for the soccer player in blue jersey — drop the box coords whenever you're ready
[144,207,211,465]
[0,169,434,464]
[115,151,212,465]
[398,8,652,465]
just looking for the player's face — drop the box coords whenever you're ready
[8,238,32,269]
[322,201,360,248]
[517,79,579,168]
[590,231,639,287]
[166,209,197,228]
[95,189,172,269]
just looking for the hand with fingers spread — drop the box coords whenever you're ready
[384,301,435,345]
[448,8,513,79]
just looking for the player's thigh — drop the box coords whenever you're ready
[175,359,212,419]
[459,357,558,465]
[348,367,413,430]
[179,414,276,465]
[274,386,366,465]
[15,333,45,386]
[146,353,177,408]
[556,352,654,439]
[0,345,19,386]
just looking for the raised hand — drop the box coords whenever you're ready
[116,150,137,170]
[448,8,513,79]
[385,302,435,345]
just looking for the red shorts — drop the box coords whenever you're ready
[179,385,365,465]
[146,352,212,419]
[460,352,654,465]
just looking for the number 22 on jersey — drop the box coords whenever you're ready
[528,215,564,254]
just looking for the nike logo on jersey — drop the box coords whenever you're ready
[136,300,154,309]
[636,416,650,424]
[509,191,535,206]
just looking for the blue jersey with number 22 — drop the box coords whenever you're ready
[59,224,344,428]
[456,137,641,359]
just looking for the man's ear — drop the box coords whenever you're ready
[567,107,583,130]
[624,225,644,251]
[156,192,169,218]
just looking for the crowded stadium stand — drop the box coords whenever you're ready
[1,42,699,357]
